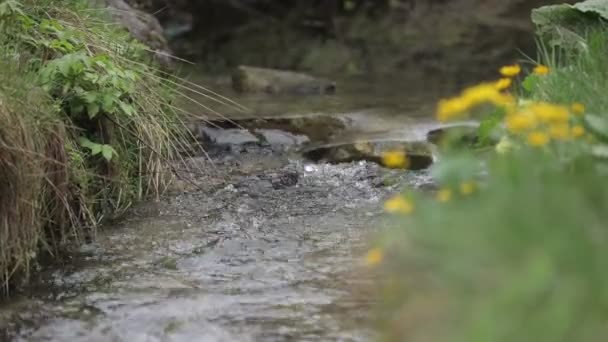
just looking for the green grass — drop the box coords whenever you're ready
[372,23,608,342]
[0,0,225,294]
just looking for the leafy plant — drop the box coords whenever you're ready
[372,5,608,342]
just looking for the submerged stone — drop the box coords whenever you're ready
[302,139,435,171]
[201,114,348,144]
[231,65,336,95]
[426,123,491,147]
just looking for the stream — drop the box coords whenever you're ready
[1,73,464,341]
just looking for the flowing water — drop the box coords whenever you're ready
[1,72,463,341]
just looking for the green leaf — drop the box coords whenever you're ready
[584,114,608,142]
[58,59,72,77]
[87,102,100,118]
[91,144,102,156]
[83,92,97,104]
[572,0,608,20]
[521,74,539,93]
[477,112,503,147]
[101,93,115,112]
[118,101,135,116]
[78,136,95,149]
[101,145,116,161]
[531,4,590,50]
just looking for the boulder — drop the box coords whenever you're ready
[231,66,336,95]
[103,0,173,67]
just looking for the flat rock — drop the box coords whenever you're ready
[232,65,336,95]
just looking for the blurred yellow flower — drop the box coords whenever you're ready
[500,64,521,77]
[533,64,550,75]
[462,83,500,104]
[505,113,537,133]
[460,181,476,195]
[495,78,512,90]
[437,97,472,122]
[382,150,409,169]
[436,83,516,121]
[365,248,384,266]
[549,123,571,140]
[384,196,413,215]
[527,131,550,147]
[571,125,585,138]
[529,102,570,123]
[436,188,452,202]
[571,102,585,115]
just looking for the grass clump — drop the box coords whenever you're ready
[0,0,203,294]
[371,4,608,341]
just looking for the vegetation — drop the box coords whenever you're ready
[372,1,608,341]
[0,0,202,294]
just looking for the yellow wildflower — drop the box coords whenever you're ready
[527,131,550,147]
[571,102,585,115]
[460,181,476,196]
[571,125,585,138]
[382,150,409,169]
[533,64,550,75]
[437,97,472,122]
[436,83,516,121]
[495,78,512,91]
[462,83,501,105]
[499,64,521,77]
[436,188,452,203]
[505,113,537,133]
[384,196,414,215]
[529,102,570,123]
[549,123,571,140]
[365,248,384,266]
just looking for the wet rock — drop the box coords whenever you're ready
[205,114,348,143]
[302,139,435,171]
[232,65,336,95]
[103,0,173,67]
[256,129,310,147]
[198,127,259,146]
[269,170,300,189]
[426,123,488,147]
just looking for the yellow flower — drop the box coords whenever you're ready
[527,131,550,147]
[460,181,476,196]
[528,102,570,123]
[495,78,512,91]
[500,64,521,77]
[365,248,384,266]
[549,123,571,140]
[382,150,409,169]
[505,113,537,133]
[384,196,414,215]
[436,83,516,121]
[436,97,472,122]
[571,125,585,138]
[462,83,500,104]
[436,188,452,203]
[571,102,585,115]
[533,64,550,75]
